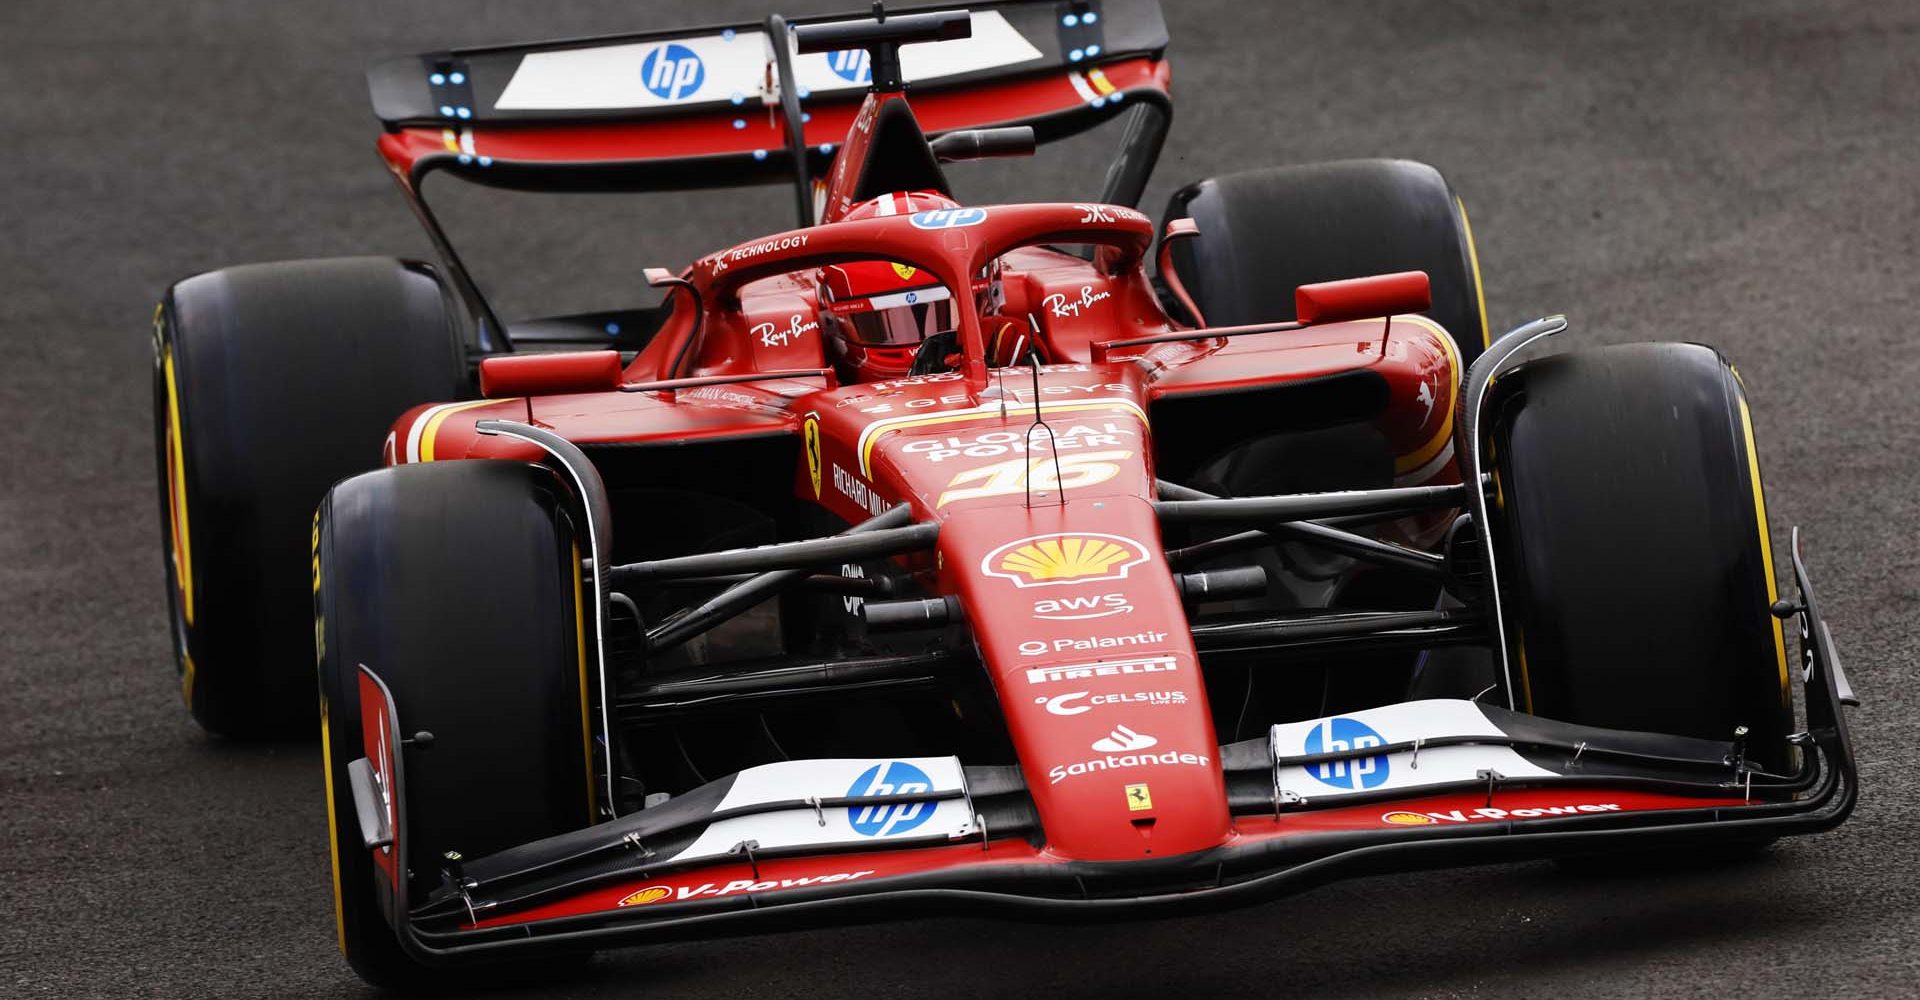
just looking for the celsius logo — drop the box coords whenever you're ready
[1091,724,1156,753]
[1035,689,1188,716]
[846,761,935,837]
[641,43,705,100]
[1304,717,1389,790]
[827,48,871,83]
[909,208,989,230]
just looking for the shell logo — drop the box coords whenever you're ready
[617,885,673,907]
[1381,811,1436,826]
[891,262,918,281]
[982,533,1150,588]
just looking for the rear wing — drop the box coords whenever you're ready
[365,1,1174,353]
[368,0,1170,200]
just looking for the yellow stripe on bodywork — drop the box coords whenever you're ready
[420,399,499,462]
[319,696,349,955]
[858,398,1148,477]
[1390,314,1462,475]
[571,543,597,824]
[162,346,195,626]
[1737,395,1791,703]
[1456,197,1492,350]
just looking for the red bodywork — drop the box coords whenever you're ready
[380,68,1490,885]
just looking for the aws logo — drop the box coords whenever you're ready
[982,533,1149,588]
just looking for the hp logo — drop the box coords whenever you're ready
[640,43,705,101]
[909,208,989,230]
[827,48,871,84]
[846,761,935,837]
[1304,717,1390,790]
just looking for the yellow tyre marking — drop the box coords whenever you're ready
[571,543,597,823]
[420,399,499,462]
[179,651,196,708]
[319,695,349,955]
[1737,395,1791,704]
[162,346,195,626]
[1456,196,1492,350]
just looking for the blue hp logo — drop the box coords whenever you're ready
[846,761,935,837]
[641,43,705,100]
[909,208,989,230]
[1304,717,1389,790]
[827,48,871,84]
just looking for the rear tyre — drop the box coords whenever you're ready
[314,460,596,988]
[1164,158,1490,362]
[1485,343,1794,774]
[153,257,467,738]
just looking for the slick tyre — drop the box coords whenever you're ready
[1164,158,1490,363]
[314,459,595,988]
[154,257,467,738]
[1485,343,1794,774]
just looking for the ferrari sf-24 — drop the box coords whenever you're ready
[148,2,1858,987]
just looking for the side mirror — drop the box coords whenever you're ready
[1157,218,1205,328]
[479,350,622,398]
[1294,271,1432,326]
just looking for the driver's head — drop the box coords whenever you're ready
[819,191,961,383]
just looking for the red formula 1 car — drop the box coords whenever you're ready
[150,2,1858,988]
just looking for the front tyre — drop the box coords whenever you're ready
[1485,343,1794,775]
[315,460,596,988]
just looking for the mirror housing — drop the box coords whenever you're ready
[1295,271,1432,326]
[930,126,1036,163]
[479,350,622,398]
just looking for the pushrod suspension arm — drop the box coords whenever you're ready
[1156,480,1447,578]
[641,505,917,654]
[1153,483,1466,527]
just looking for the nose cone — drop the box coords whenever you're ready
[940,500,1232,860]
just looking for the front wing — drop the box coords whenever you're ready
[349,533,1856,964]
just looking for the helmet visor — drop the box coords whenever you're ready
[835,285,955,347]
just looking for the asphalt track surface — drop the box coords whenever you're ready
[4,1,1917,997]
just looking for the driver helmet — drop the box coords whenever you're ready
[819,191,964,382]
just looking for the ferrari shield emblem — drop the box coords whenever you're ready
[1125,783,1153,811]
[803,414,822,498]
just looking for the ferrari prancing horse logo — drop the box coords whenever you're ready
[803,414,822,499]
